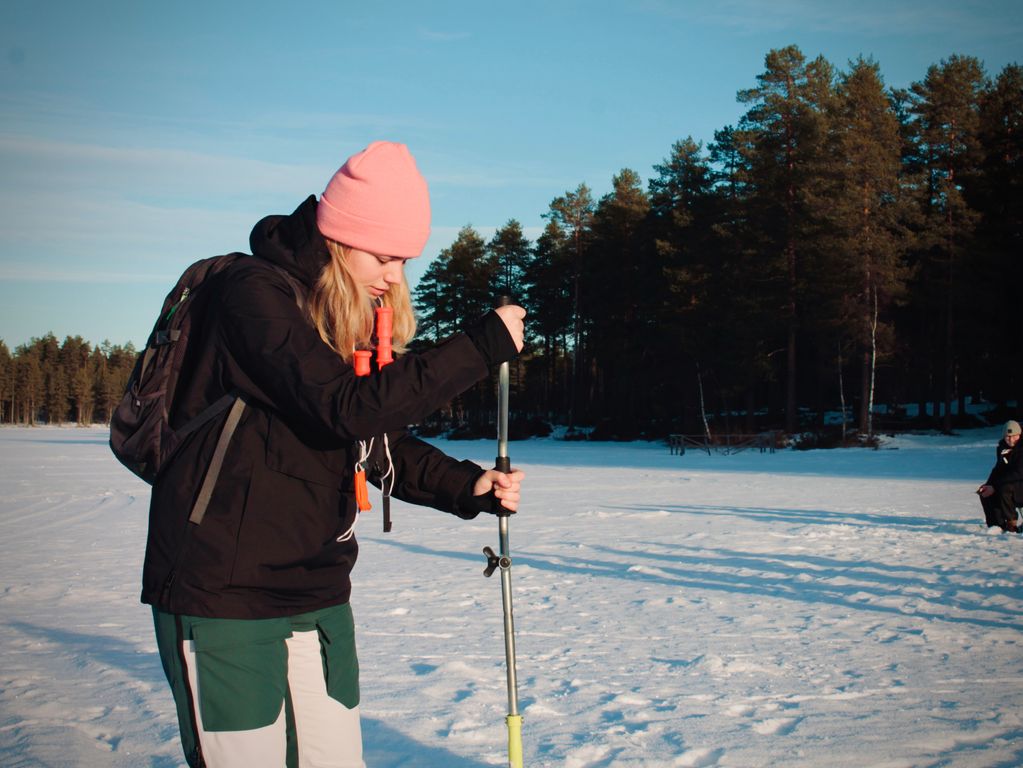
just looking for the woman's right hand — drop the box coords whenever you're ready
[494,305,526,352]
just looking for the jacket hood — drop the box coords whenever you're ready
[249,195,330,288]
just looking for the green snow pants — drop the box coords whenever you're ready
[153,603,362,768]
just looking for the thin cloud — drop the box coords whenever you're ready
[638,0,1021,38]
[0,93,423,149]
[430,168,565,189]
[418,28,472,42]
[0,263,180,284]
[0,134,319,197]
[423,149,565,190]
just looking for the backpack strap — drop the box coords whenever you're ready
[176,393,237,440]
[185,264,303,525]
[188,396,247,525]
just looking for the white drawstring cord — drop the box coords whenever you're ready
[337,438,376,543]
[336,520,357,543]
[335,511,357,541]
[338,436,397,541]
[355,437,374,476]
[381,433,395,497]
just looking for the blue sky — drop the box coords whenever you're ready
[1,0,1019,349]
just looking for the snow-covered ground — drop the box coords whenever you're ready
[1,426,1021,767]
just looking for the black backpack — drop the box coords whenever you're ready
[110,254,303,524]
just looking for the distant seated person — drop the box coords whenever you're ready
[977,420,1023,532]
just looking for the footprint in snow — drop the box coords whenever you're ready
[753,716,802,735]
[676,746,725,767]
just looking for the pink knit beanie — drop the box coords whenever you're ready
[316,141,431,258]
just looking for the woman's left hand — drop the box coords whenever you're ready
[473,468,525,512]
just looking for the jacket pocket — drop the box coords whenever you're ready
[189,617,292,731]
[264,412,349,489]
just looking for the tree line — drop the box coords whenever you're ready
[4,46,1019,441]
[0,335,136,425]
[413,46,1022,441]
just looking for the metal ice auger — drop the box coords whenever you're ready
[483,296,523,768]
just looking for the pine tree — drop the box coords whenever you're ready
[487,220,532,300]
[527,220,573,417]
[14,343,44,425]
[73,366,96,425]
[888,85,932,421]
[544,184,595,429]
[89,347,110,423]
[707,126,775,431]
[485,220,534,422]
[414,227,494,342]
[61,336,94,425]
[736,45,836,433]
[0,341,11,423]
[449,226,496,324]
[648,138,719,432]
[98,342,136,425]
[976,64,1023,407]
[908,55,987,430]
[411,226,497,431]
[585,168,651,433]
[37,333,68,424]
[829,57,909,437]
[414,255,455,343]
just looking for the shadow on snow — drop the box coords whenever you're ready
[373,525,1023,633]
[4,621,495,768]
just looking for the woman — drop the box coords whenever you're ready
[977,419,1022,531]
[144,141,526,767]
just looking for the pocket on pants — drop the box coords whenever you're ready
[314,604,360,709]
[190,617,292,731]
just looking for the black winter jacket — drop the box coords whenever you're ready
[986,438,1023,488]
[141,196,518,619]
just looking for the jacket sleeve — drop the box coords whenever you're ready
[216,264,515,441]
[369,430,486,519]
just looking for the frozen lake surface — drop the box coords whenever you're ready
[1,426,1021,767]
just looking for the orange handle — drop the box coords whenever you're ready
[354,350,372,377]
[375,306,393,339]
[375,306,394,369]
[354,469,372,511]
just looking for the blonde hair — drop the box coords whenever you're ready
[308,240,417,362]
